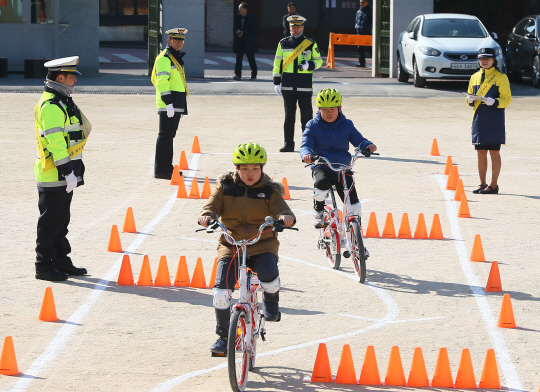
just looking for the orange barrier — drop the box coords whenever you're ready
[326,33,372,69]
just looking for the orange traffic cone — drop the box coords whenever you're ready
[430,138,440,156]
[407,347,429,387]
[201,177,212,199]
[117,255,134,285]
[174,256,190,287]
[365,212,379,238]
[0,336,19,376]
[432,347,453,387]
[190,258,207,288]
[454,349,477,389]
[397,213,412,239]
[382,213,396,238]
[454,178,465,201]
[282,178,291,200]
[39,287,58,322]
[208,258,218,288]
[310,343,333,383]
[155,256,172,286]
[446,166,458,190]
[470,234,485,262]
[176,177,188,198]
[458,194,471,218]
[107,225,122,252]
[335,344,357,384]
[191,136,201,153]
[485,262,502,292]
[189,177,200,198]
[170,165,181,185]
[179,151,189,170]
[122,207,136,233]
[497,293,516,328]
[338,210,343,223]
[429,214,444,239]
[479,349,500,389]
[414,213,428,239]
[385,346,406,385]
[444,155,453,175]
[137,255,154,286]
[358,345,381,385]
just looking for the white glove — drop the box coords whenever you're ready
[467,96,475,104]
[484,97,495,106]
[166,103,175,117]
[65,172,77,193]
[274,85,281,95]
[299,59,309,71]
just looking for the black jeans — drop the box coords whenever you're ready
[155,112,181,176]
[312,166,359,211]
[234,51,257,78]
[358,45,372,66]
[283,92,313,144]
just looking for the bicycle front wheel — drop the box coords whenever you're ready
[350,221,366,283]
[228,309,250,392]
[323,211,341,269]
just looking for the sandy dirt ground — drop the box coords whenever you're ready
[0,93,539,392]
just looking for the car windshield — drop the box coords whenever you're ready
[422,18,488,38]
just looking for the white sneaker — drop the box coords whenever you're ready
[313,211,325,228]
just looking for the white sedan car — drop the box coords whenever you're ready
[397,14,504,87]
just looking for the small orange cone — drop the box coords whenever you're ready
[429,214,444,239]
[179,151,189,170]
[454,178,465,201]
[382,213,396,238]
[137,255,154,286]
[446,166,458,190]
[458,194,471,218]
[454,349,477,389]
[444,155,453,175]
[39,287,58,322]
[122,207,136,233]
[0,336,19,376]
[338,210,343,223]
[176,177,188,198]
[397,213,412,239]
[430,138,440,156]
[485,262,502,292]
[479,349,501,389]
[497,293,517,328]
[335,344,357,384]
[117,255,134,285]
[170,165,181,185]
[358,345,381,385]
[201,177,212,199]
[365,212,379,238]
[282,178,291,200]
[310,343,333,383]
[208,258,218,288]
[470,234,485,262]
[155,256,172,286]
[191,136,201,153]
[189,177,200,198]
[432,347,454,387]
[107,225,122,252]
[190,258,207,288]
[407,347,429,387]
[414,213,428,239]
[174,256,190,287]
[384,346,406,386]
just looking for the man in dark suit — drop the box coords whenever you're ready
[282,2,297,37]
[233,2,258,81]
[355,0,373,67]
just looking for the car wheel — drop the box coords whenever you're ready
[532,56,540,88]
[413,60,426,88]
[397,54,409,82]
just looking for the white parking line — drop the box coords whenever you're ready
[112,53,146,63]
[204,59,219,65]
[256,58,275,66]
[99,56,111,63]
[216,56,249,66]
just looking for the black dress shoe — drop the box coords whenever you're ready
[154,172,172,180]
[479,185,499,194]
[279,143,295,152]
[57,265,87,276]
[232,75,241,81]
[250,76,257,80]
[356,63,366,67]
[36,268,68,281]
[473,184,488,194]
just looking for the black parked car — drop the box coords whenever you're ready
[505,15,540,87]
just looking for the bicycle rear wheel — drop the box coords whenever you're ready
[350,221,366,283]
[228,309,249,392]
[323,211,341,269]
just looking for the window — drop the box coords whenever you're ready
[422,18,487,38]
[0,0,23,24]
[524,19,536,37]
[513,19,529,36]
[407,18,419,33]
[31,0,54,24]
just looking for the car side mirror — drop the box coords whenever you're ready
[491,32,498,40]
[407,31,415,40]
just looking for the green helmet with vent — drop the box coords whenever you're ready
[232,143,267,165]
[316,88,342,108]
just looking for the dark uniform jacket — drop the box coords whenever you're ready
[233,13,258,54]
[355,3,373,35]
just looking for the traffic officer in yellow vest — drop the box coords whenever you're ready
[34,56,89,281]
[151,28,189,179]
[273,15,323,152]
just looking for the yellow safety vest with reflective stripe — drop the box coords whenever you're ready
[153,49,187,112]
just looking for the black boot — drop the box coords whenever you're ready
[210,336,228,355]
[263,291,281,322]
[54,257,87,276]
[279,142,295,153]
[35,266,68,281]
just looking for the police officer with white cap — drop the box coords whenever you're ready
[34,56,89,281]
[151,28,189,179]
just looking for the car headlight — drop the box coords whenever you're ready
[418,46,441,56]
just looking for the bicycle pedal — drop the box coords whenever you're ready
[211,352,227,358]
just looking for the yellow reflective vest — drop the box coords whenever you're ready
[152,48,188,114]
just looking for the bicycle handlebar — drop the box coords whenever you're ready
[305,147,379,171]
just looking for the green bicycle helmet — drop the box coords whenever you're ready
[232,142,268,165]
[316,88,342,108]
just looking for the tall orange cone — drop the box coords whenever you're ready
[201,177,212,199]
[282,178,291,200]
[429,213,444,239]
[359,345,381,385]
[179,151,189,170]
[432,347,453,387]
[191,136,201,153]
[485,261,502,292]
[107,225,122,252]
[454,348,477,389]
[479,349,501,389]
[189,177,200,198]
[122,207,136,233]
[470,234,485,262]
[0,336,19,376]
[39,287,58,322]
[446,166,458,190]
[137,255,154,286]
[155,256,172,286]
[397,213,412,239]
[430,138,440,156]
[444,155,453,175]
[173,256,190,287]
[382,213,396,238]
[407,347,429,387]
[117,255,134,285]
[458,194,471,218]
[414,213,428,239]
[497,293,517,328]
[335,344,357,384]
[190,258,207,288]
[208,257,218,288]
[454,178,465,201]
[176,177,188,198]
[384,346,406,386]
[310,343,333,383]
[365,212,379,238]
[170,165,181,185]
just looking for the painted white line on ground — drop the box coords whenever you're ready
[112,53,146,63]
[99,56,111,63]
[338,314,444,323]
[204,59,219,65]
[435,174,523,391]
[216,56,249,66]
[256,58,275,66]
